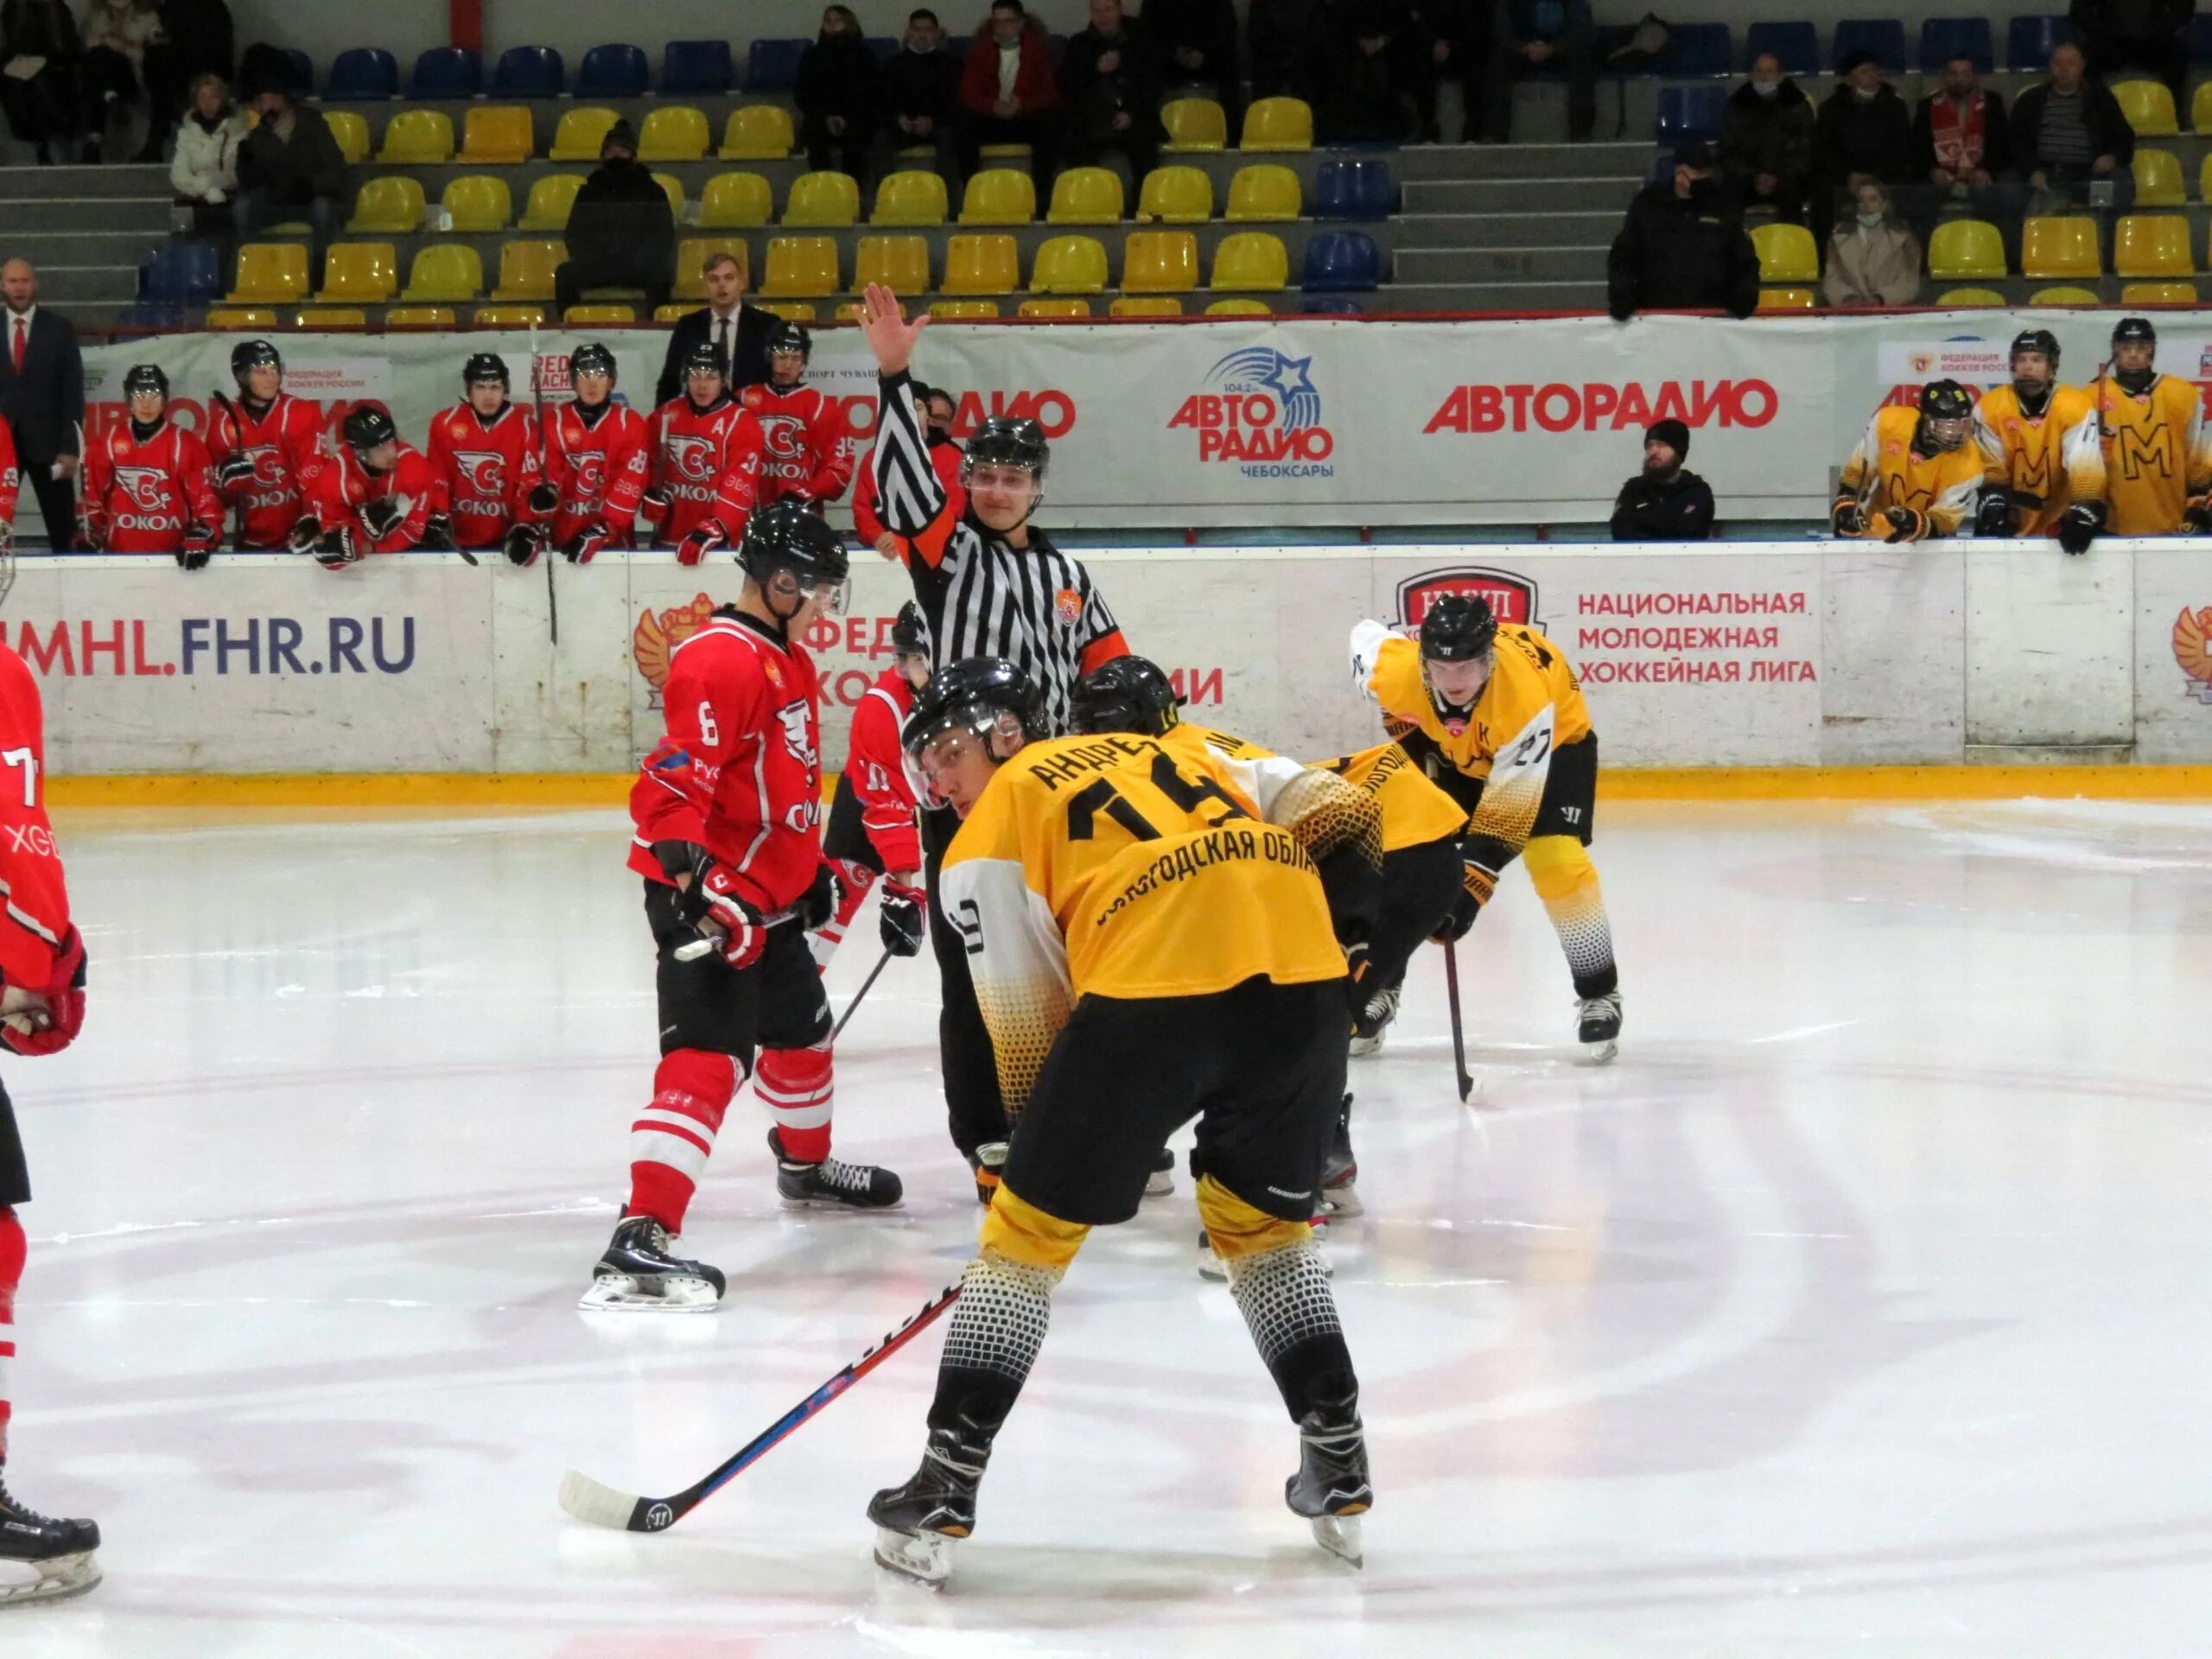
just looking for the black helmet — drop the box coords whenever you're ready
[738,501,850,598]
[891,600,927,658]
[2010,328,2061,372]
[231,338,283,384]
[1071,656,1182,738]
[341,404,398,454]
[2112,315,2157,347]
[569,341,617,383]
[766,321,812,362]
[901,656,1040,762]
[463,352,510,390]
[681,340,726,391]
[1419,593,1498,664]
[963,416,1049,480]
[123,363,169,403]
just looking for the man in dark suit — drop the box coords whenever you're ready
[0,260,84,551]
[652,248,777,410]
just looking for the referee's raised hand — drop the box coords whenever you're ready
[857,283,929,376]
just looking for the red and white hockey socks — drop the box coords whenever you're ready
[0,1206,22,1459]
[807,859,878,972]
[627,1050,738,1234]
[757,1040,833,1162]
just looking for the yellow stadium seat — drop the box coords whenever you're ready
[872,169,950,226]
[564,304,636,323]
[518,175,587,232]
[1031,234,1109,294]
[1756,287,1817,311]
[1224,164,1302,221]
[1241,96,1313,151]
[1110,296,1183,316]
[2113,79,2178,136]
[942,233,1020,295]
[442,175,512,232]
[474,305,548,327]
[346,175,423,233]
[458,106,535,165]
[786,171,861,226]
[315,242,397,302]
[1936,287,2006,306]
[2028,286,2101,304]
[1047,166,1123,225]
[401,243,484,302]
[853,234,931,292]
[719,105,795,160]
[653,173,687,217]
[959,168,1036,226]
[929,301,1001,319]
[979,142,1031,160]
[2122,281,2198,304]
[1927,219,2007,281]
[2195,81,2212,134]
[761,235,840,297]
[675,236,751,297]
[1160,97,1227,152]
[491,238,564,302]
[227,242,310,303]
[639,105,711,162]
[326,111,370,166]
[759,302,818,321]
[291,308,367,330]
[1210,231,1288,290]
[2133,148,2186,207]
[1205,297,1272,315]
[377,109,453,164]
[204,307,276,330]
[655,304,693,322]
[1751,221,1819,284]
[1019,298,1091,317]
[2021,216,2101,279]
[2114,213,2194,276]
[548,107,620,162]
[1137,166,1213,223]
[700,171,774,227]
[385,306,458,327]
[1122,230,1199,293]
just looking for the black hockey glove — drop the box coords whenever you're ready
[797,862,840,933]
[2057,500,2105,556]
[527,482,560,517]
[175,546,213,572]
[564,524,612,564]
[878,876,925,957]
[1429,854,1496,945]
[503,523,545,567]
[360,496,404,540]
[420,512,455,551]
[1974,490,2018,538]
[286,513,322,553]
[1882,505,1928,543]
[2185,498,2212,534]
[214,452,256,490]
[314,525,360,570]
[1830,498,1865,537]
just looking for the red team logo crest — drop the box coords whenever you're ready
[114,465,172,512]
[1395,567,1541,631]
[569,454,607,499]
[664,435,719,485]
[450,450,506,496]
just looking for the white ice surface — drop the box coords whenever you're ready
[7,797,2212,1657]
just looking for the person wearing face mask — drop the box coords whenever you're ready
[796,3,879,183]
[1821,180,1921,308]
[554,119,677,319]
[1811,51,1915,252]
[2068,316,2212,549]
[1605,142,1758,322]
[1608,418,1715,542]
[853,379,965,559]
[1718,51,1813,223]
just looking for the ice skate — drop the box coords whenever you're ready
[1348,982,1400,1058]
[1145,1145,1175,1198]
[579,1215,726,1312]
[770,1128,903,1211]
[1284,1398,1371,1568]
[868,1424,989,1588]
[1577,990,1622,1064]
[1319,1094,1362,1217]
[0,1465,101,1606]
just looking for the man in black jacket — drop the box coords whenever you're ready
[2013,42,2137,213]
[1606,143,1759,321]
[878,8,962,181]
[2071,0,2191,109]
[1142,0,1241,130]
[796,4,879,181]
[1059,0,1160,185]
[1718,52,1815,223]
[140,0,233,161]
[654,249,776,408]
[1610,419,1715,542]
[1811,52,1916,249]
[234,82,346,275]
[555,120,677,316]
[0,259,84,550]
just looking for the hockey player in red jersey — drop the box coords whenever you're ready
[425,353,556,563]
[642,341,764,563]
[296,405,437,568]
[206,339,325,549]
[741,321,855,511]
[0,545,102,1604]
[79,365,220,567]
[586,504,905,1312]
[810,601,930,969]
[541,340,649,563]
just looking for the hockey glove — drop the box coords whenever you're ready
[175,545,213,572]
[796,861,841,933]
[1430,855,1497,945]
[1974,490,2018,538]
[878,876,926,957]
[2184,498,2212,534]
[1830,498,1865,537]
[639,486,674,529]
[676,522,724,567]
[564,524,612,564]
[696,865,766,971]
[1882,505,1928,543]
[1,926,87,1058]
[420,512,455,551]
[214,452,256,490]
[503,523,546,567]
[287,513,323,553]
[314,525,361,570]
[527,482,560,517]
[360,496,404,540]
[2057,500,2105,556]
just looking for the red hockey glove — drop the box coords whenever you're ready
[563,524,612,564]
[696,864,766,971]
[503,523,546,567]
[639,486,673,529]
[2,926,86,1058]
[676,522,724,567]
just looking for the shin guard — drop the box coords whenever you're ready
[756,1040,833,1162]
[627,1049,739,1234]
[1523,835,1619,1000]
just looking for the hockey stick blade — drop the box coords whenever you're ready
[558,1280,962,1533]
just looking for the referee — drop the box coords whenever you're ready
[856,282,1130,1185]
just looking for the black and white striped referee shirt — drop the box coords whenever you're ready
[870,369,1128,734]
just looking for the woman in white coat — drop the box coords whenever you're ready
[169,73,245,237]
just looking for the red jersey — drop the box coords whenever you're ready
[207,392,325,549]
[79,420,220,553]
[0,646,71,992]
[853,434,963,545]
[302,441,438,554]
[628,610,823,915]
[741,382,855,507]
[425,401,547,549]
[846,668,921,874]
[0,418,17,526]
[543,398,650,546]
[645,396,762,546]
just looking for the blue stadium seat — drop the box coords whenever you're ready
[1744,21,1817,76]
[120,303,186,331]
[410,47,482,99]
[747,38,808,92]
[142,241,219,303]
[1660,23,1732,77]
[2194,14,2212,63]
[577,43,649,99]
[283,48,315,96]
[494,46,565,97]
[326,48,394,100]
[1918,17,1993,73]
[1301,231,1380,292]
[1656,85,1728,146]
[1833,19,1907,73]
[1301,297,1364,315]
[661,39,733,93]
[2008,16,2075,70]
[1313,157,1394,219]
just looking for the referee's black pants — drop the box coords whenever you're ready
[922,803,1011,1161]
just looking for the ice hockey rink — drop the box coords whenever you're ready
[7,792,2211,1657]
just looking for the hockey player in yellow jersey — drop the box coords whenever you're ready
[1833,379,1984,542]
[2066,315,2212,553]
[868,658,1379,1586]
[1351,594,1623,1058]
[1974,329,2101,539]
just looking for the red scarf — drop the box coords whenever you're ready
[1929,92,1987,173]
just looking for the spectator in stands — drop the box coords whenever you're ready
[797,3,879,182]
[1610,419,1715,541]
[79,0,160,162]
[1718,51,1814,223]
[1325,0,1418,143]
[1142,0,1242,133]
[169,72,244,238]
[1403,1,1487,144]
[1606,143,1759,321]
[1249,0,1328,106]
[1821,181,1922,308]
[234,78,346,276]
[656,249,776,406]
[1480,0,1597,146]
[1060,0,1160,186]
[2069,0,2191,111]
[879,9,962,181]
[2013,42,2136,214]
[958,0,1060,194]
[234,37,291,100]
[1811,51,1916,250]
[0,259,84,549]
[139,0,232,162]
[556,119,677,318]
[1913,54,2018,259]
[0,0,82,164]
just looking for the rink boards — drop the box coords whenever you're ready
[9,540,2212,778]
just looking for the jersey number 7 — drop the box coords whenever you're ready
[1065,752,1250,842]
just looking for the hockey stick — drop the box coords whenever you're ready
[1442,938,1474,1103]
[831,945,893,1043]
[208,389,245,550]
[530,321,557,645]
[558,1279,962,1532]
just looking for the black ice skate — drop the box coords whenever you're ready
[1145,1145,1175,1198]
[1577,990,1622,1064]
[0,1464,102,1606]
[1348,982,1401,1057]
[769,1128,903,1211]
[1319,1094,1362,1217]
[868,1421,991,1586]
[1284,1395,1372,1567]
[579,1215,727,1313]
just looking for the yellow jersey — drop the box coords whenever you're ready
[1974,383,2101,535]
[1315,741,1467,853]
[1836,404,1983,539]
[2075,372,2211,536]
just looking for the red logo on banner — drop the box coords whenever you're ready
[1167,346,1336,478]
[1395,567,1540,630]
[1423,380,1779,435]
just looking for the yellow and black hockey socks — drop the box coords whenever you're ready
[1523,836,1618,1001]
